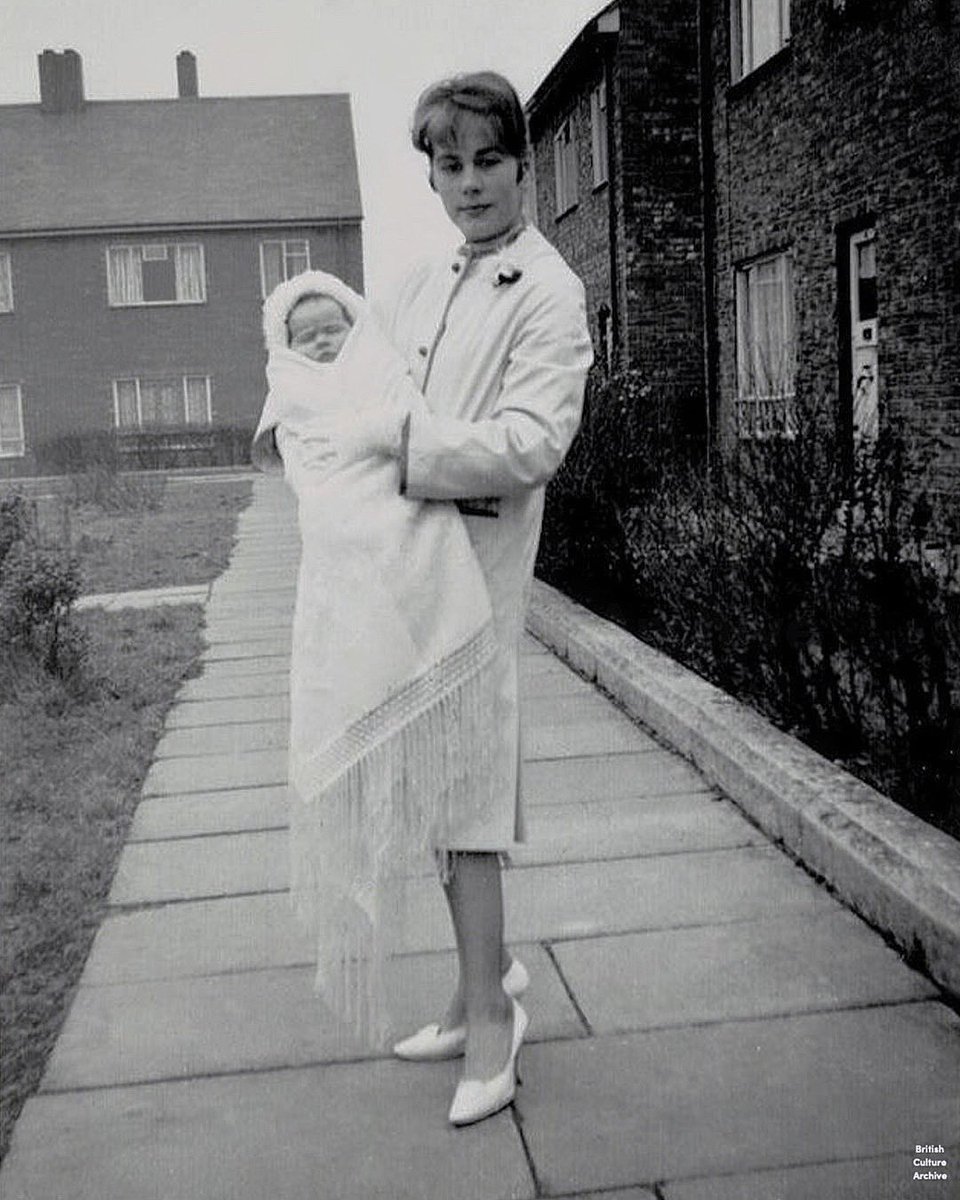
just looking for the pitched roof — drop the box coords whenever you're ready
[0,93,362,235]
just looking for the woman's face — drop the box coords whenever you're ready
[431,112,524,244]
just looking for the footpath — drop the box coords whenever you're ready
[1,474,957,1199]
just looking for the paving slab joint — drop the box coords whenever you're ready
[527,579,960,1003]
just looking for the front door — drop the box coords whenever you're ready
[849,227,878,440]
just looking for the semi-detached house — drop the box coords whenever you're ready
[0,49,363,476]
[527,0,959,497]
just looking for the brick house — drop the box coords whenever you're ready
[0,49,363,476]
[527,0,959,491]
[706,0,959,488]
[526,0,707,439]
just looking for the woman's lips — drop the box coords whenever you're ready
[460,204,490,215]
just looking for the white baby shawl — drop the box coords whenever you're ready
[252,271,496,1043]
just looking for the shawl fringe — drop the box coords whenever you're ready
[289,623,497,1045]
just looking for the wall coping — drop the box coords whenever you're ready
[528,579,960,1001]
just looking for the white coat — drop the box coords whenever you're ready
[379,224,593,850]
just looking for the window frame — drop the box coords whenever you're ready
[0,383,25,458]
[553,115,579,219]
[112,374,213,430]
[732,0,791,81]
[0,250,13,313]
[734,250,797,441]
[105,241,207,308]
[590,80,609,189]
[259,238,311,299]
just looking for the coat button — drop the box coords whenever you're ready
[452,262,461,273]
[418,345,428,356]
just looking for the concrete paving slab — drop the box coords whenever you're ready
[524,751,708,805]
[143,747,287,795]
[155,718,288,758]
[518,794,760,866]
[42,944,578,1090]
[177,670,289,701]
[553,1193,655,1200]
[202,636,292,661]
[2,1060,534,1200]
[91,848,836,979]
[109,829,288,905]
[83,894,314,985]
[166,693,289,727]
[525,688,640,719]
[202,618,293,644]
[525,719,659,759]
[552,909,938,1034]
[189,653,289,677]
[130,786,288,841]
[518,1002,960,1194]
[664,1150,959,1200]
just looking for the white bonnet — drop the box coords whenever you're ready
[262,269,366,352]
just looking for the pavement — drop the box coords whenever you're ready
[2,474,958,1200]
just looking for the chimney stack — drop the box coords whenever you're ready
[38,48,85,113]
[177,51,198,98]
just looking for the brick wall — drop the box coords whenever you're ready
[618,0,705,427]
[0,223,362,475]
[528,0,705,429]
[709,0,960,492]
[529,44,613,359]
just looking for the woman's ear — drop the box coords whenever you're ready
[516,153,529,184]
[427,160,437,192]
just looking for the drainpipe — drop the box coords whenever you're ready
[600,20,622,369]
[698,0,720,460]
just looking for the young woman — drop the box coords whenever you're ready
[379,72,593,1125]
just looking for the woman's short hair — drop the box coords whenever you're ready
[411,71,528,162]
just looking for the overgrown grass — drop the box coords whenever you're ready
[0,605,205,1160]
[33,476,253,593]
[0,469,253,1160]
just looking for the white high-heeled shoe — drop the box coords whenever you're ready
[392,958,529,1062]
[448,999,528,1127]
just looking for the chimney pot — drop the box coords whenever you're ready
[38,48,85,113]
[177,51,198,98]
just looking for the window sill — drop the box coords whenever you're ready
[592,179,609,195]
[0,447,26,458]
[555,202,580,223]
[108,299,207,309]
[727,43,792,101]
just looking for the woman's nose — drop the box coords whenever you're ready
[461,165,481,192]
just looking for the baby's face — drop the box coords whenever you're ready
[287,295,352,363]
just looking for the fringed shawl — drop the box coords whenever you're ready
[252,271,497,1044]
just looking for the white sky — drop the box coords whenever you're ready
[1,0,602,293]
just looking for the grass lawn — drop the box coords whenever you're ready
[36,474,253,593]
[0,473,255,1161]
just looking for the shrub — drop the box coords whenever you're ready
[539,371,960,836]
[0,496,33,568]
[0,538,85,686]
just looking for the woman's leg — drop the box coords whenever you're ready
[442,851,514,1078]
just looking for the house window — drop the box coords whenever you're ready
[112,376,212,429]
[733,0,790,79]
[553,117,579,217]
[590,80,609,188]
[106,243,206,307]
[0,384,25,457]
[735,252,796,439]
[0,251,12,312]
[260,239,310,298]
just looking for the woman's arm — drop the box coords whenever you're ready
[401,281,593,501]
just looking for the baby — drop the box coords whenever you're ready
[250,270,497,1043]
[285,292,354,364]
